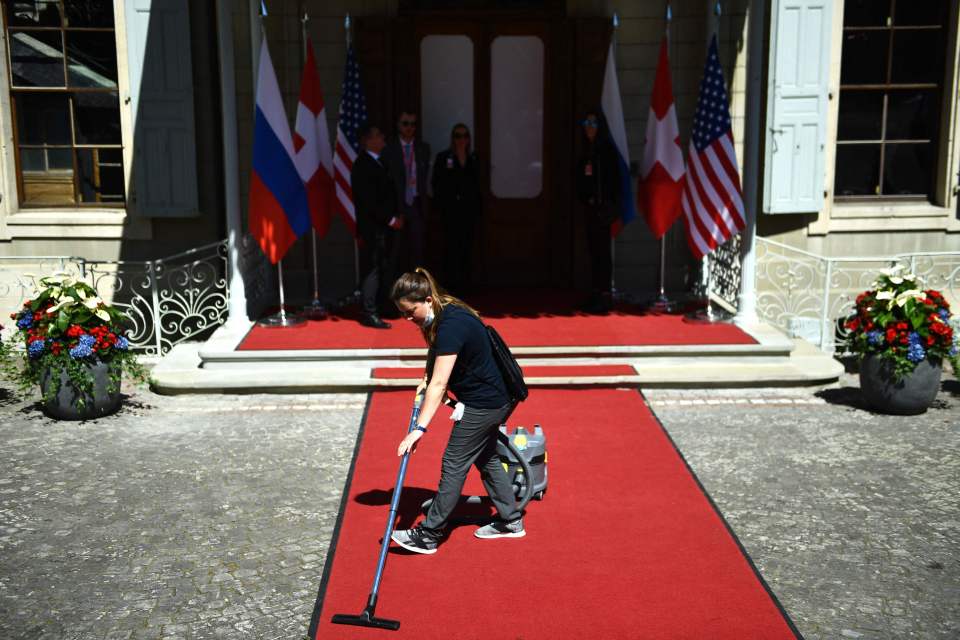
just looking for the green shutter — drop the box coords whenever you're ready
[124,0,199,216]
[763,0,832,214]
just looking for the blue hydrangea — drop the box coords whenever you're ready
[78,334,96,348]
[867,330,884,346]
[938,308,950,321]
[69,342,93,359]
[908,331,921,345]
[115,336,129,351]
[906,342,926,364]
[27,339,45,359]
[16,312,32,329]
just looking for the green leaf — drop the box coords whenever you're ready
[56,309,69,333]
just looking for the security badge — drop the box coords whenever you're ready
[584,162,593,176]
[446,156,454,169]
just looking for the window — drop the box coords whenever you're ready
[834,0,949,200]
[3,0,125,207]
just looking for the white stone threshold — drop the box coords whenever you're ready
[150,321,841,394]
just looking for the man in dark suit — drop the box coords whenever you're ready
[383,110,431,272]
[352,123,401,329]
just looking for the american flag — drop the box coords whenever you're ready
[681,35,745,260]
[333,46,368,236]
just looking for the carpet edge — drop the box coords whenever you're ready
[306,392,373,640]
[635,388,807,640]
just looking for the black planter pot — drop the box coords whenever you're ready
[39,360,122,421]
[859,354,942,415]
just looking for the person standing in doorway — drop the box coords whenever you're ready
[352,123,402,329]
[431,123,482,294]
[575,110,622,314]
[384,109,431,274]
[389,268,525,554]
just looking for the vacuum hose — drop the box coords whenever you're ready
[420,429,537,515]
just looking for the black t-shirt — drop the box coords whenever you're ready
[431,305,509,409]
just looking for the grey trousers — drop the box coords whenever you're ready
[421,403,520,535]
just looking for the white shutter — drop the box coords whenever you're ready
[124,0,199,216]
[763,0,832,214]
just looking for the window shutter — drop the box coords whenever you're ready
[762,0,831,214]
[124,0,199,216]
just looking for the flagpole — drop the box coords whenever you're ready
[651,2,675,313]
[609,10,619,303]
[686,0,731,324]
[301,8,328,320]
[256,0,304,328]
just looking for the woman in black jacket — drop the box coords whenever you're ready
[389,268,524,554]
[431,123,482,294]
[576,110,623,313]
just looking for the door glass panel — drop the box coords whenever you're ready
[7,1,62,27]
[66,31,119,88]
[15,92,71,144]
[10,29,65,87]
[420,35,474,169]
[490,35,543,199]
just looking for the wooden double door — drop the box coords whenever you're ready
[356,14,610,290]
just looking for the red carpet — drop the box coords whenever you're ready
[308,389,801,639]
[238,294,755,351]
[373,364,637,378]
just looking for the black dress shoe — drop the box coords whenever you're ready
[360,313,391,329]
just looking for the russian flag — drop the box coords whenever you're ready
[601,41,637,237]
[293,37,335,238]
[249,35,310,264]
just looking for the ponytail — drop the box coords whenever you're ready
[390,267,479,345]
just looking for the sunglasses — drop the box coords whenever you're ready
[581,118,599,127]
[453,132,470,139]
[400,120,417,127]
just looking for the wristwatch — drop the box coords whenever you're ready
[413,424,427,434]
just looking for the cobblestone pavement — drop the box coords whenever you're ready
[0,375,957,639]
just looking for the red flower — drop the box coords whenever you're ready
[51,342,62,355]
[846,318,860,331]
[886,328,897,343]
[66,325,84,338]
[899,335,909,345]
[927,335,936,346]
[896,322,908,331]
[865,321,875,330]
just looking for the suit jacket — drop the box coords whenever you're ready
[383,136,431,212]
[351,151,397,245]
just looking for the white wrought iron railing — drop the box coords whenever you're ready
[0,241,229,356]
[754,237,960,352]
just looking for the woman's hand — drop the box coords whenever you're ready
[397,430,424,456]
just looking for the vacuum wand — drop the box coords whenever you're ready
[330,391,424,631]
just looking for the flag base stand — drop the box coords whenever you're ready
[647,297,677,313]
[258,308,306,328]
[301,300,328,320]
[685,300,733,324]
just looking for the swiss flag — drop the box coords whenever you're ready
[637,35,685,240]
[293,38,335,237]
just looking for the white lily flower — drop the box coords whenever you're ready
[47,296,76,313]
[894,289,924,307]
[875,290,895,301]
[888,276,904,285]
[94,309,110,322]
[880,264,905,276]
[82,297,102,310]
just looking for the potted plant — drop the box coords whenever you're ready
[3,273,146,420]
[845,265,960,414]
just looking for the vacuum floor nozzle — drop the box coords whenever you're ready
[331,607,400,631]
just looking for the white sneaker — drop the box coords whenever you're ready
[474,518,525,539]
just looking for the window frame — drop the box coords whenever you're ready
[811,0,960,235]
[0,0,138,234]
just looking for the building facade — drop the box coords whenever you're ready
[0,0,956,320]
